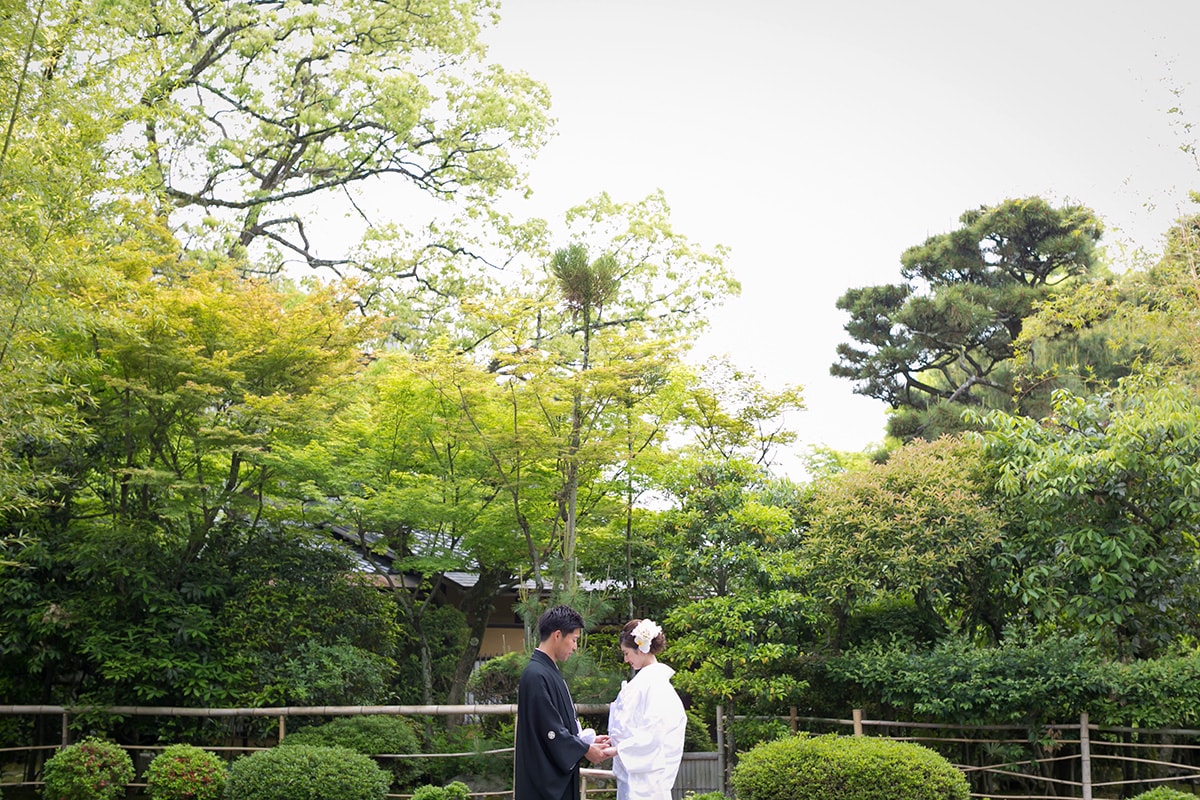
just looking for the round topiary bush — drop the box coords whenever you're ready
[731,734,969,800]
[227,745,389,800]
[145,744,227,800]
[279,715,422,788]
[41,737,135,800]
[1131,788,1196,800]
[411,781,470,800]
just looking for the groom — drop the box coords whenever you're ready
[514,605,610,800]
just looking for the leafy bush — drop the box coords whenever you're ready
[684,793,727,800]
[280,715,421,788]
[145,744,227,800]
[41,737,135,800]
[226,745,389,800]
[731,734,968,800]
[824,634,1104,725]
[411,781,470,800]
[466,652,525,705]
[1130,788,1196,800]
[684,708,715,752]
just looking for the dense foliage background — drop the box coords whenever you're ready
[4,0,1200,780]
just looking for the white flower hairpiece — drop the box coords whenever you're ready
[631,619,662,654]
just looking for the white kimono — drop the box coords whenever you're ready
[608,662,687,800]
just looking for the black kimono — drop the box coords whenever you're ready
[514,649,590,800]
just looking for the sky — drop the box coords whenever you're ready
[480,1,1200,478]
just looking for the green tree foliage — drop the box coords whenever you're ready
[274,347,524,704]
[801,436,1004,649]
[674,357,805,470]
[659,460,811,722]
[827,637,1200,729]
[832,197,1102,440]
[12,0,552,277]
[0,265,398,713]
[1014,207,1200,401]
[982,376,1200,659]
[825,634,1105,726]
[0,0,150,524]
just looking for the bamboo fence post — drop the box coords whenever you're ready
[1080,711,1092,800]
[853,709,863,737]
[716,705,726,797]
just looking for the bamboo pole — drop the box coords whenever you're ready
[716,705,726,797]
[1080,711,1092,800]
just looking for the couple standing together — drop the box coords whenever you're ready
[514,605,687,800]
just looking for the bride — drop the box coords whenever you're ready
[601,619,688,800]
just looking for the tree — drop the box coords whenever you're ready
[982,376,1200,659]
[657,459,810,732]
[673,356,805,469]
[549,243,619,593]
[0,259,390,715]
[274,349,533,704]
[6,0,552,296]
[832,197,1103,440]
[0,0,143,523]
[432,191,736,594]
[800,436,1005,650]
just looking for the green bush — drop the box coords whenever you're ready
[466,653,525,705]
[226,745,389,800]
[280,715,421,788]
[145,744,227,800]
[731,734,968,800]
[411,781,470,800]
[1130,788,1196,800]
[41,737,135,800]
[684,793,727,800]
[683,709,714,752]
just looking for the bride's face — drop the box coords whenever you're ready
[620,644,654,670]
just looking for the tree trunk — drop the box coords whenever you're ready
[446,567,511,706]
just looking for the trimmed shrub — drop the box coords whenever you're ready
[41,737,135,800]
[411,781,470,800]
[684,793,727,800]
[466,653,525,705]
[731,734,968,800]
[1131,788,1196,800]
[226,745,389,800]
[145,744,227,800]
[280,715,421,788]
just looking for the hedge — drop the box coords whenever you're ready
[731,734,968,800]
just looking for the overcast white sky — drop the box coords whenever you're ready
[481,1,1200,478]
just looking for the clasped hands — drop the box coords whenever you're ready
[585,735,616,764]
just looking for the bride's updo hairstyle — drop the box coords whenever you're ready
[619,618,666,655]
